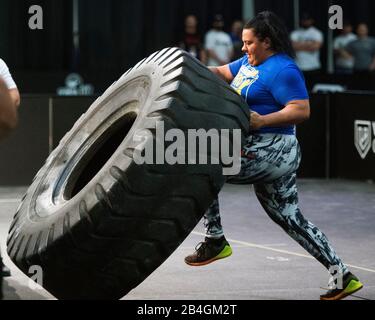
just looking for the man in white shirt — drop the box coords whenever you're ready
[204,14,234,67]
[334,22,357,74]
[291,13,324,72]
[0,58,20,286]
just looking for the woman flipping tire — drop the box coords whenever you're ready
[6,48,249,299]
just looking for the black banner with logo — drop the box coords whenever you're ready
[331,93,375,180]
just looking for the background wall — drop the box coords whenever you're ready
[1,0,375,93]
[0,0,242,93]
[0,0,374,185]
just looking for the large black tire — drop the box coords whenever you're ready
[7,48,250,299]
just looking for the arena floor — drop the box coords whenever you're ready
[1,179,374,300]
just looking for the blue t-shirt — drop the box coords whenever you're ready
[229,53,309,135]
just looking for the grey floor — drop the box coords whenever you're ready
[1,179,374,300]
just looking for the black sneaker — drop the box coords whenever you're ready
[320,272,363,300]
[184,236,232,266]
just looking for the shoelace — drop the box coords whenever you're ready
[194,241,208,257]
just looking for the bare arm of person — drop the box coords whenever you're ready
[208,65,234,83]
[0,78,18,140]
[250,100,310,130]
[292,41,305,51]
[9,88,20,108]
[292,41,322,52]
[305,40,322,51]
[369,54,375,71]
[199,49,208,65]
[206,49,228,66]
[339,48,353,59]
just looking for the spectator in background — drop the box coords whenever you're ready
[177,14,207,63]
[230,20,244,61]
[345,23,375,72]
[0,58,20,299]
[291,13,323,73]
[0,59,20,128]
[204,14,233,66]
[334,21,357,74]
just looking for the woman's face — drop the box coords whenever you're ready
[241,28,272,66]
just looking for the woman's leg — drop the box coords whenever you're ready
[203,198,224,239]
[185,134,297,265]
[254,173,348,275]
[185,197,232,266]
[203,134,300,238]
[203,134,299,236]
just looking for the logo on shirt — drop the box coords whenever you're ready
[231,65,259,95]
[354,120,375,159]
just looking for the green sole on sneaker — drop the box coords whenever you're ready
[320,279,364,300]
[185,245,232,267]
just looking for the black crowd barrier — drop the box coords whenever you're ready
[329,93,375,180]
[0,93,374,185]
[298,92,375,180]
[0,96,96,185]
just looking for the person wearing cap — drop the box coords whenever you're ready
[204,14,234,66]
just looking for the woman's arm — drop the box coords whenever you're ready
[208,65,234,83]
[250,99,310,130]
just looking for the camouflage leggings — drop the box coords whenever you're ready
[204,134,348,274]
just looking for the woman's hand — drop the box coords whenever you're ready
[250,111,266,130]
